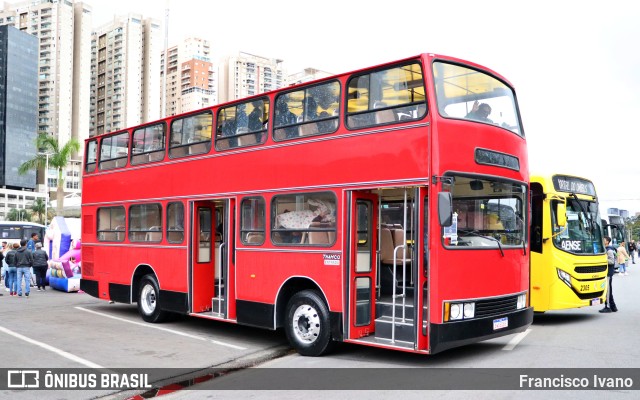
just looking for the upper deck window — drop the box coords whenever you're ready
[273,81,340,141]
[346,62,427,129]
[169,112,212,158]
[85,139,97,173]
[131,123,165,165]
[99,131,129,170]
[432,62,522,136]
[216,98,269,150]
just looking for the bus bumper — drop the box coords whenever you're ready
[429,307,533,354]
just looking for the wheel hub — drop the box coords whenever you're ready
[292,304,321,343]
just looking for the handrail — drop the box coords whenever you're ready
[217,242,225,314]
[391,244,406,343]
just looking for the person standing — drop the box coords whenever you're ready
[617,241,630,275]
[600,236,618,313]
[32,242,48,291]
[26,233,38,287]
[14,239,33,297]
[5,243,19,296]
[629,240,637,264]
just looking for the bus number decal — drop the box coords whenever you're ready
[323,254,340,266]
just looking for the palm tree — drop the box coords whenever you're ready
[31,198,46,224]
[18,133,81,216]
[6,208,32,222]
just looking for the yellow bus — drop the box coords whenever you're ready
[530,174,607,312]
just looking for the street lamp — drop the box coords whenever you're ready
[38,152,53,226]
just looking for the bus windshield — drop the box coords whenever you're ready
[552,199,604,254]
[432,61,522,136]
[446,176,526,249]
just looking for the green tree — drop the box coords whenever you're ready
[18,133,80,216]
[31,197,46,224]
[6,208,31,222]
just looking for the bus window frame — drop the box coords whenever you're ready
[345,61,428,131]
[168,110,213,159]
[240,196,266,245]
[166,201,185,244]
[99,131,130,170]
[131,122,167,165]
[215,97,270,151]
[270,191,337,247]
[272,80,341,142]
[85,139,98,173]
[97,206,126,242]
[128,203,163,243]
[431,60,524,137]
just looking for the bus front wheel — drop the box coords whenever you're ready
[138,274,169,323]
[284,290,333,356]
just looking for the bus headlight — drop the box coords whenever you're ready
[516,293,527,309]
[450,303,462,320]
[463,302,475,318]
[557,268,572,288]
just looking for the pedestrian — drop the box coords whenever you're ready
[600,236,618,313]
[27,233,38,287]
[629,240,637,264]
[14,239,33,297]
[32,242,48,291]
[617,241,630,275]
[5,243,19,296]
[0,241,7,293]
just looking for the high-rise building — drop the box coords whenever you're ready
[0,0,91,151]
[0,25,43,219]
[218,52,287,103]
[90,14,161,136]
[288,67,334,86]
[161,37,217,117]
[0,0,91,207]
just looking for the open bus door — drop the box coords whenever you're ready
[347,191,378,339]
[191,199,234,317]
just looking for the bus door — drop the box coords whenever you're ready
[347,191,378,339]
[191,199,234,317]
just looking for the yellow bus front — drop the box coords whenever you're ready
[530,175,608,312]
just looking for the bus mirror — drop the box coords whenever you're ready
[438,192,453,227]
[556,203,567,227]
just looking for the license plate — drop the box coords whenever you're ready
[493,317,508,330]
[591,298,601,306]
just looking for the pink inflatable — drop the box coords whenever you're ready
[50,239,81,279]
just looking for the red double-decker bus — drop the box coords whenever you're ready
[81,53,532,356]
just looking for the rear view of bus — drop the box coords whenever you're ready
[530,174,607,312]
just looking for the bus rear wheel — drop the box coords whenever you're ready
[138,274,169,323]
[284,290,333,356]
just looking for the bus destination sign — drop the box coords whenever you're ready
[552,175,596,196]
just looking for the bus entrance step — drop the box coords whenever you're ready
[211,298,226,314]
[374,315,415,343]
[376,301,414,318]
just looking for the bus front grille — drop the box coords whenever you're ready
[474,295,518,318]
[574,265,607,274]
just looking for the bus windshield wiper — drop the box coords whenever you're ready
[458,229,505,257]
[569,193,594,233]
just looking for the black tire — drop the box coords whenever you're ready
[284,290,334,356]
[137,274,169,323]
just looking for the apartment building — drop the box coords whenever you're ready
[161,37,217,117]
[288,67,334,86]
[90,14,161,136]
[217,52,287,103]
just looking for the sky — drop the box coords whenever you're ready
[86,0,640,216]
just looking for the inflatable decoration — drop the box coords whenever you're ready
[45,217,82,292]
